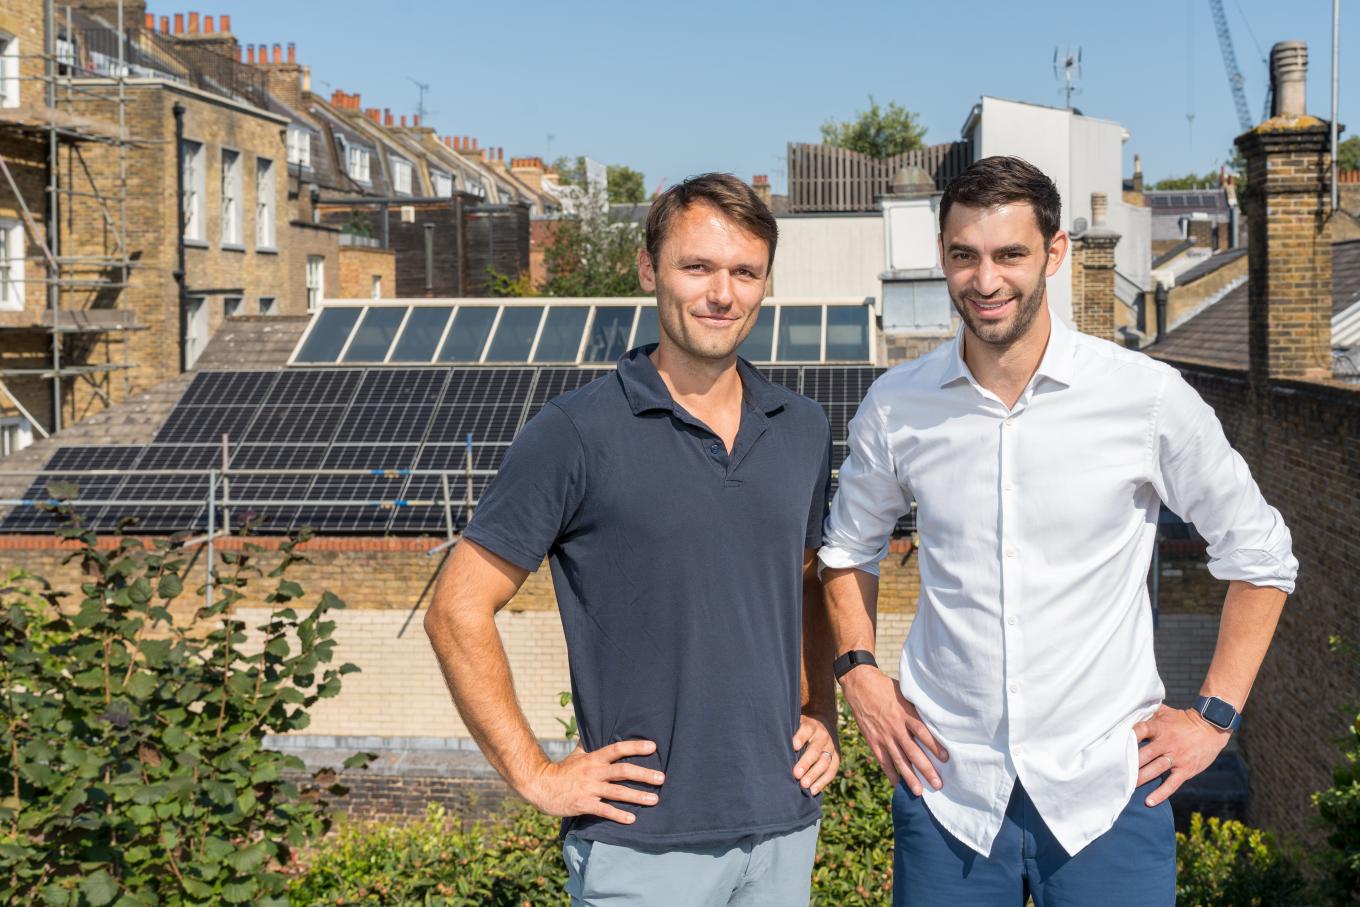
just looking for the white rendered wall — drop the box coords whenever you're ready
[774,215,884,303]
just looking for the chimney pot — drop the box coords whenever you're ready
[413,114,420,127]
[1270,40,1308,117]
[160,15,170,32]
[287,43,296,65]
[247,45,256,65]
[220,14,231,33]
[173,13,184,34]
[384,108,393,127]
[472,138,479,151]
[272,43,283,64]
[187,12,199,33]
[1091,192,1108,227]
[204,15,214,33]
[145,12,155,29]
[400,114,407,127]
[498,147,504,161]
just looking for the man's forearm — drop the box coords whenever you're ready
[801,555,837,720]
[821,565,881,658]
[426,605,548,793]
[1200,579,1288,708]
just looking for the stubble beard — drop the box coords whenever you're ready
[654,290,756,364]
[951,272,1047,351]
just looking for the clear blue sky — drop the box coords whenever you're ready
[166,0,1354,193]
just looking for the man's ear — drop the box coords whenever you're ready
[638,247,656,293]
[1045,230,1070,278]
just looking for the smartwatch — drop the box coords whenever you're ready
[1194,695,1243,733]
[833,649,878,681]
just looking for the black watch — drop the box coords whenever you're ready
[1194,695,1242,732]
[833,649,878,680]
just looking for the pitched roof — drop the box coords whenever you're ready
[1175,247,1248,286]
[1149,240,1360,371]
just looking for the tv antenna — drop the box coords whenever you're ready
[1054,46,1082,108]
[406,76,430,122]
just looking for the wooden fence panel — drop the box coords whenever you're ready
[787,140,973,212]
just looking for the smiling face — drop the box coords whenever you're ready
[638,201,770,364]
[939,201,1068,350]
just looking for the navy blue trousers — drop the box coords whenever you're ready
[891,778,1175,906]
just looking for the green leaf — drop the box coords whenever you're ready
[225,841,269,873]
[157,572,183,599]
[202,836,234,860]
[125,671,156,699]
[264,637,290,658]
[40,883,70,906]
[343,752,375,770]
[80,869,119,906]
[275,579,303,600]
[127,577,153,605]
[221,879,258,903]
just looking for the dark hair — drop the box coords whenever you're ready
[939,156,1063,242]
[645,173,778,271]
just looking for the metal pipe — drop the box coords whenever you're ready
[172,102,187,370]
[205,469,215,611]
[45,0,61,433]
[1154,282,1168,340]
[1333,0,1341,215]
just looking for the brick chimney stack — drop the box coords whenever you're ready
[1069,192,1121,342]
[1235,39,1333,383]
[751,174,772,209]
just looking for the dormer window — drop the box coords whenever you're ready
[391,156,413,195]
[347,145,371,183]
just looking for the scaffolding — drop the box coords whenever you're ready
[0,0,149,437]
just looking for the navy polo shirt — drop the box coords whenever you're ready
[464,345,832,848]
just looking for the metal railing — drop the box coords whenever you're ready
[786,140,973,213]
[65,26,268,108]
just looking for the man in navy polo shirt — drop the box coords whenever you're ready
[424,173,839,906]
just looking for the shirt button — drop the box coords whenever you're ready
[709,444,721,454]
[1005,548,1016,558]
[1009,682,1019,693]
[1004,417,1014,427]
[1007,615,1017,626]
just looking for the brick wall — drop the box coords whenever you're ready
[1167,367,1360,840]
[1069,230,1118,341]
[1165,253,1249,329]
[338,245,396,299]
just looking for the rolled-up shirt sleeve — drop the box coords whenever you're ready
[819,387,910,577]
[1151,369,1298,593]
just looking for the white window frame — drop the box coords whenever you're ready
[181,140,205,242]
[184,296,209,368]
[306,256,324,312]
[0,416,34,457]
[221,149,242,246]
[224,296,243,319]
[258,296,277,316]
[255,157,276,249]
[347,145,371,183]
[0,219,24,311]
[286,127,312,168]
[391,156,413,195]
[432,170,454,197]
[371,275,382,299]
[0,34,19,108]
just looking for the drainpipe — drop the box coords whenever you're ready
[173,103,187,371]
[1154,282,1168,341]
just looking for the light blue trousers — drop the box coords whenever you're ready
[563,821,819,906]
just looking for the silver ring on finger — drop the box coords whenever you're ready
[820,750,834,761]
[1161,753,1173,769]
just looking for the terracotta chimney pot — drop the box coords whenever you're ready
[247,45,256,64]
[287,43,296,65]
[220,15,231,33]
[272,44,282,65]
[173,13,184,34]
[204,16,214,33]
[413,114,420,127]
[187,12,199,33]
[145,12,154,29]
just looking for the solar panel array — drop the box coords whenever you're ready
[2,365,915,536]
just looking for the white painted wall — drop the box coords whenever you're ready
[774,215,883,303]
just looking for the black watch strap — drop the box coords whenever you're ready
[833,649,878,680]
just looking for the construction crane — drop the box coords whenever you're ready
[1208,0,1254,133]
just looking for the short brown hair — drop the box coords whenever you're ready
[645,173,778,271]
[939,156,1063,243]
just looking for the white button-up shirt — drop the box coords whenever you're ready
[819,313,1297,857]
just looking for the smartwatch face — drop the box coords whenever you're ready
[1201,697,1238,729]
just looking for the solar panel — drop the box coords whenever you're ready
[436,368,535,407]
[294,444,420,533]
[178,371,278,407]
[351,368,450,406]
[136,445,224,470]
[758,366,802,394]
[523,368,609,422]
[226,444,329,533]
[389,474,491,534]
[242,405,348,445]
[112,471,210,533]
[417,443,507,472]
[264,369,361,407]
[425,404,524,445]
[153,405,259,444]
[0,446,142,532]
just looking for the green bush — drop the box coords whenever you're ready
[287,803,564,906]
[1176,813,1305,906]
[0,506,363,906]
[1312,636,1360,904]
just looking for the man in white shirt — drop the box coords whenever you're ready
[819,155,1297,906]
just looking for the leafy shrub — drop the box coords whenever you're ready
[811,700,894,904]
[0,509,362,906]
[1312,635,1360,904]
[1176,813,1305,906]
[287,803,564,906]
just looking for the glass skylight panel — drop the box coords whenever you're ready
[583,307,636,362]
[391,306,452,361]
[739,307,775,362]
[777,306,823,361]
[825,306,871,361]
[486,306,544,362]
[342,307,408,362]
[438,307,497,362]
[295,307,361,362]
[532,306,589,362]
[633,305,659,348]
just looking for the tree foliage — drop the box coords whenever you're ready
[1151,172,1222,191]
[606,165,647,204]
[540,190,644,297]
[821,97,926,159]
[1339,136,1360,173]
[0,504,365,906]
[1175,814,1305,906]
